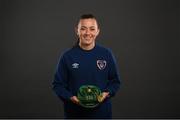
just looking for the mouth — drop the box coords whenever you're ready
[84,36,92,40]
[85,37,91,40]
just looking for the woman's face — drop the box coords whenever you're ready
[76,18,100,46]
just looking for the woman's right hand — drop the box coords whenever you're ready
[70,96,79,105]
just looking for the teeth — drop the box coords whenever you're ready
[84,37,91,39]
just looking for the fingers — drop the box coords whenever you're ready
[102,92,110,98]
[97,92,110,102]
[70,96,79,104]
[70,92,109,105]
[97,94,103,102]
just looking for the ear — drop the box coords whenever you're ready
[96,28,100,36]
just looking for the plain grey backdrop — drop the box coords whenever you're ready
[1,0,180,118]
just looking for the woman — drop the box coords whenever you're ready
[52,14,121,118]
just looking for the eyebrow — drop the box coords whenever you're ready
[81,26,96,28]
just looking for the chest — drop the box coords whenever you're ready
[66,53,109,75]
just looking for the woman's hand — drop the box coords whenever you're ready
[97,92,110,102]
[70,96,79,104]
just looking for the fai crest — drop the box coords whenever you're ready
[97,60,106,70]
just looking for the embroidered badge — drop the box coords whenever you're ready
[97,60,106,70]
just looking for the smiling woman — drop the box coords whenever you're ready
[52,14,121,119]
[1,0,179,118]
[75,14,100,50]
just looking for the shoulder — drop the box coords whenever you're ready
[57,46,78,60]
[96,44,113,55]
[62,46,78,55]
[96,44,117,63]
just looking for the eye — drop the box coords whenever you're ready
[80,27,86,30]
[90,28,95,31]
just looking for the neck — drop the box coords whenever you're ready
[79,42,95,51]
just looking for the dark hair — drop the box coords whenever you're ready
[74,14,99,46]
[78,14,99,27]
[80,14,97,20]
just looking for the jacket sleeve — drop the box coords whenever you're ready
[104,49,121,97]
[52,54,73,102]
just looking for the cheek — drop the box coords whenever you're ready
[92,32,98,37]
[78,31,86,36]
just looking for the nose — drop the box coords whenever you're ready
[85,29,90,34]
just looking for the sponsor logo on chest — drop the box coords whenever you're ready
[72,63,79,69]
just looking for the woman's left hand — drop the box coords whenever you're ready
[97,92,110,102]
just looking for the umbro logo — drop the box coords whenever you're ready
[72,63,79,68]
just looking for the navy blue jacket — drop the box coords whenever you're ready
[52,44,121,118]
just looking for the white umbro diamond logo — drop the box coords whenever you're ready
[72,63,79,68]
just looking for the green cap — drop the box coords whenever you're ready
[77,85,102,108]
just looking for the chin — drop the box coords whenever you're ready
[82,42,92,46]
[83,40,93,45]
